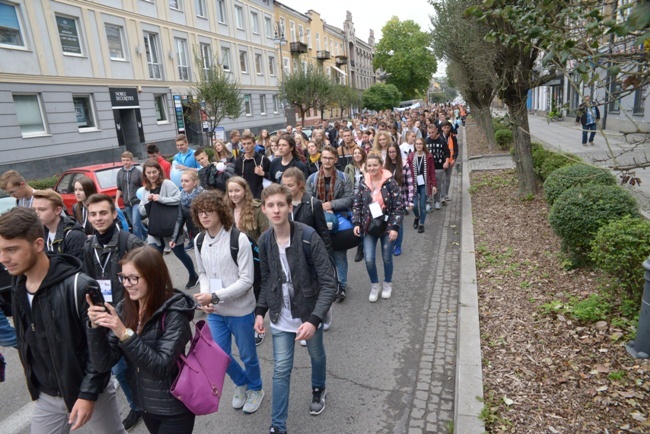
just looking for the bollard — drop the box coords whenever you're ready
[626,258,650,359]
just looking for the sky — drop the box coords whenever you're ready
[279,0,435,44]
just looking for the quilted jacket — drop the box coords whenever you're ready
[352,169,405,236]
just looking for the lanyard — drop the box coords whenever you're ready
[417,155,424,174]
[94,248,111,278]
[20,196,34,208]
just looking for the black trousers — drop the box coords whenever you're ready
[142,411,195,434]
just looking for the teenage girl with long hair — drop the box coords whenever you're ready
[373,131,393,162]
[267,134,309,184]
[73,176,98,235]
[406,138,437,234]
[224,176,269,243]
[384,143,413,256]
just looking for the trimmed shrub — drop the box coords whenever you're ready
[495,129,513,151]
[28,175,59,190]
[544,164,616,206]
[590,216,650,304]
[203,147,215,160]
[538,152,580,181]
[532,143,552,172]
[548,184,639,265]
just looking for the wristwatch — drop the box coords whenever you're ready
[211,293,220,304]
[120,328,134,342]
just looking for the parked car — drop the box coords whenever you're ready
[54,162,142,213]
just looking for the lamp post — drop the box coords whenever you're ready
[273,21,293,125]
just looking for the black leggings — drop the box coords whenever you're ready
[142,411,195,434]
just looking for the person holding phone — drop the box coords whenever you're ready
[86,246,196,434]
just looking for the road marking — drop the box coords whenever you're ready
[3,401,33,434]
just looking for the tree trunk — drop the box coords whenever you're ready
[508,97,537,197]
[475,106,496,151]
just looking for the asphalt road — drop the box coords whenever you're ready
[0,206,449,434]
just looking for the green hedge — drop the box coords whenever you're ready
[544,164,616,206]
[28,175,59,190]
[548,184,639,265]
[495,129,513,151]
[538,152,580,181]
[590,216,650,305]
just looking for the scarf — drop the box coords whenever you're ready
[309,152,321,163]
[316,167,337,203]
[181,186,204,208]
[96,222,117,246]
[412,152,428,188]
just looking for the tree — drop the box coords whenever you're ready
[279,65,332,124]
[331,85,363,117]
[191,47,243,141]
[373,17,438,99]
[362,83,402,111]
[431,0,499,150]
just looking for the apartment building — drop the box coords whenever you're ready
[0,0,285,178]
[343,11,376,91]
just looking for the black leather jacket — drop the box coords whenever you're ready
[290,192,333,255]
[87,290,195,416]
[256,222,337,328]
[12,253,109,411]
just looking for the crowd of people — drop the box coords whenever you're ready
[0,102,465,434]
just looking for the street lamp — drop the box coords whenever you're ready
[273,21,290,122]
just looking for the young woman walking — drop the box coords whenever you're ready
[407,138,437,233]
[268,134,309,184]
[170,171,203,251]
[385,143,413,256]
[344,147,367,263]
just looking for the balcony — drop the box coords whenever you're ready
[290,42,308,54]
[335,55,348,66]
[350,59,355,68]
[316,50,331,61]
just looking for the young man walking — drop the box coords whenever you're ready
[170,134,201,188]
[192,191,265,415]
[115,152,146,240]
[82,194,145,430]
[0,207,126,434]
[146,144,171,179]
[306,146,354,301]
[439,121,458,203]
[0,170,35,208]
[32,189,86,261]
[234,131,270,199]
[426,125,450,210]
[255,184,337,434]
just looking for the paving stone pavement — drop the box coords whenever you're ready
[406,164,462,434]
[468,154,515,172]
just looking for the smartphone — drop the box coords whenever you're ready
[85,284,108,312]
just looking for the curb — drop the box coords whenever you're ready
[467,153,511,160]
[454,126,485,432]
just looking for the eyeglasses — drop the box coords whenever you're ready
[118,274,140,285]
[321,156,336,161]
[197,209,216,216]
[6,185,21,196]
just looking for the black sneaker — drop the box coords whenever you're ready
[122,409,141,431]
[418,225,425,233]
[413,218,419,229]
[354,244,364,262]
[185,275,199,289]
[336,288,347,302]
[269,426,287,434]
[310,387,326,415]
[255,332,265,346]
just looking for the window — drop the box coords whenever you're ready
[289,21,295,42]
[268,55,275,76]
[260,94,266,115]
[195,0,206,17]
[280,18,285,38]
[301,60,307,73]
[216,0,226,23]
[298,25,303,43]
[221,47,231,71]
[272,95,278,113]
[306,29,311,48]
[283,57,290,74]
[175,38,189,81]
[251,11,259,34]
[239,50,247,73]
[293,59,298,73]
[633,86,646,115]
[244,94,252,115]
[200,43,211,79]
[0,2,25,47]
[56,15,82,55]
[73,95,97,130]
[169,0,182,11]
[255,53,262,75]
[13,94,47,136]
[154,94,167,122]
[316,33,320,51]
[264,16,272,38]
[235,5,244,29]
[105,25,125,60]
[143,32,162,79]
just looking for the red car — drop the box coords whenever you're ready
[54,162,142,213]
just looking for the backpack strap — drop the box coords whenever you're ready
[301,225,316,268]
[117,229,130,259]
[196,232,206,254]
[229,227,240,266]
[73,272,80,318]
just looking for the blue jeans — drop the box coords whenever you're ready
[124,205,147,241]
[207,312,262,391]
[412,184,427,225]
[271,326,326,431]
[333,250,348,289]
[582,123,597,144]
[363,232,394,284]
[112,356,136,410]
[0,309,16,348]
[442,166,453,198]
[150,242,197,280]
[395,225,403,250]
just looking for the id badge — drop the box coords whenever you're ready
[208,278,223,294]
[369,202,383,219]
[417,174,425,186]
[97,280,112,303]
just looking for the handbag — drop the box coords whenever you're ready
[324,211,339,234]
[366,215,388,237]
[145,200,178,238]
[170,319,230,415]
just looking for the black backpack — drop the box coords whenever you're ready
[196,227,262,300]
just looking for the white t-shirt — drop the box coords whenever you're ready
[400,142,414,162]
[47,232,56,252]
[271,240,302,333]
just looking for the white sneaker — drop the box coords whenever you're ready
[434,202,441,210]
[232,384,248,409]
[369,283,380,303]
[381,282,392,299]
[242,389,265,414]
[300,340,307,346]
[323,307,332,331]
